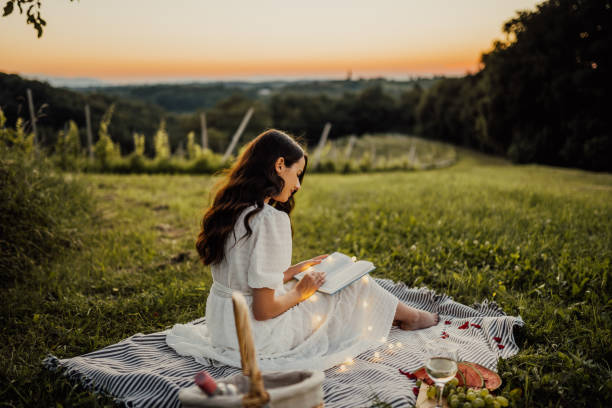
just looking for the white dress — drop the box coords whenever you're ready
[166,203,399,371]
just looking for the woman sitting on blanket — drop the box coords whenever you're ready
[166,129,438,371]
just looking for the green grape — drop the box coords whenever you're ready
[472,397,485,408]
[416,379,422,387]
[427,385,437,400]
[467,391,477,401]
[448,386,456,396]
[495,396,509,407]
[449,377,459,387]
[457,392,466,402]
[509,388,522,400]
[492,401,501,408]
[479,389,489,397]
[450,398,461,408]
[457,386,465,394]
[484,394,495,405]
[463,402,473,408]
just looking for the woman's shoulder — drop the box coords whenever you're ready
[239,203,289,230]
[256,203,290,226]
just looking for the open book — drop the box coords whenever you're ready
[294,252,375,295]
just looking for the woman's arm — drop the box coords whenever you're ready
[252,270,326,321]
[282,254,328,284]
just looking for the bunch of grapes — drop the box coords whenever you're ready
[417,378,522,408]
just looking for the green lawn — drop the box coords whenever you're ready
[1,151,611,407]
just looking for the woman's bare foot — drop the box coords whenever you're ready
[399,311,439,331]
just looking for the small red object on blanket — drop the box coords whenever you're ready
[458,321,470,329]
[194,370,218,396]
[399,368,417,379]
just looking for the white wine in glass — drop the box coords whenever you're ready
[424,342,459,408]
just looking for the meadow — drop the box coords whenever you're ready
[1,149,611,407]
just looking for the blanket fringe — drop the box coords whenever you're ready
[42,354,128,407]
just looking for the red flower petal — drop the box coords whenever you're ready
[471,323,481,329]
[493,336,502,343]
[399,368,417,379]
[445,320,452,325]
[498,344,505,349]
[413,387,420,396]
[458,321,469,330]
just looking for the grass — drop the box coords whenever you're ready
[1,149,611,407]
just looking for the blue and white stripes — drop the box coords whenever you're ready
[44,279,523,407]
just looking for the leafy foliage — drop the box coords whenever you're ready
[0,108,92,283]
[93,104,120,168]
[2,0,76,37]
[416,0,612,171]
[153,120,171,160]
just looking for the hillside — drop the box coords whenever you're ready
[1,150,610,406]
[74,77,441,113]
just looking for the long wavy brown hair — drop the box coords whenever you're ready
[196,129,307,265]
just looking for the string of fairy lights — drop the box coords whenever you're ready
[303,253,407,374]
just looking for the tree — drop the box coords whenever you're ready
[2,0,75,37]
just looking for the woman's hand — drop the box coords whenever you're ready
[295,270,326,301]
[252,269,326,320]
[283,254,328,283]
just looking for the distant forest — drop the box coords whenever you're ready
[1,0,609,171]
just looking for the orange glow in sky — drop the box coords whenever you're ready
[0,0,542,82]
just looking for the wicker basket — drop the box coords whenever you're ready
[179,292,325,408]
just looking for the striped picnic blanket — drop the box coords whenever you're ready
[43,279,524,407]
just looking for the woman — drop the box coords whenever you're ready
[166,129,438,371]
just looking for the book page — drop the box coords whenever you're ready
[294,252,374,294]
[294,252,352,281]
[324,261,372,291]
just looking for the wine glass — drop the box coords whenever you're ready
[424,341,459,408]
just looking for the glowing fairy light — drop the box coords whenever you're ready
[388,343,394,349]
[351,256,357,262]
[314,315,322,323]
[381,337,387,342]
[374,352,380,358]
[344,357,354,365]
[361,275,369,283]
[367,325,373,331]
[396,341,402,348]
[309,294,318,302]
[363,301,368,308]
[339,364,347,372]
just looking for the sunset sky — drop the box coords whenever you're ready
[1,0,542,83]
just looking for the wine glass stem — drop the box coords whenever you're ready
[435,383,444,408]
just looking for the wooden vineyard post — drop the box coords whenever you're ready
[26,89,38,145]
[223,107,254,162]
[200,112,208,151]
[408,138,417,166]
[312,122,332,168]
[344,135,356,159]
[85,104,94,160]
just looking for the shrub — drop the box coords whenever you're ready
[0,128,92,283]
[54,120,82,171]
[94,105,120,169]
